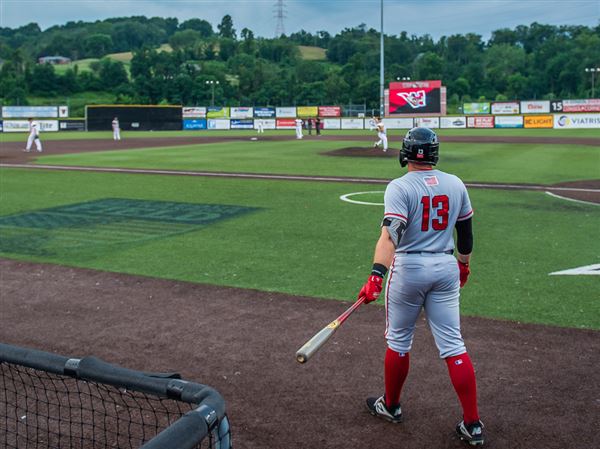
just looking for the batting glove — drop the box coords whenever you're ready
[359,275,383,303]
[458,261,470,288]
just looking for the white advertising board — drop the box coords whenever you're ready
[207,119,231,130]
[414,117,440,128]
[341,118,364,129]
[491,102,520,115]
[182,107,207,118]
[494,116,524,128]
[2,120,59,132]
[382,118,413,129]
[440,117,467,128]
[520,100,550,114]
[276,107,297,117]
[322,118,341,129]
[230,107,254,119]
[2,106,59,118]
[58,105,69,118]
[553,114,600,129]
[254,119,276,130]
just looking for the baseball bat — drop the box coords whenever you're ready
[295,296,367,364]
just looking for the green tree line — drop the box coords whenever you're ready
[1,15,599,112]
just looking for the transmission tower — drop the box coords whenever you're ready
[274,0,287,37]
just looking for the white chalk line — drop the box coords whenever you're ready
[545,191,600,206]
[339,191,385,206]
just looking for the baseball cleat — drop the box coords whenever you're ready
[456,419,484,446]
[366,396,402,423]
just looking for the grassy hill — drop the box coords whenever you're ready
[298,45,327,60]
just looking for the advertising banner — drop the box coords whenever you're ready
[297,106,318,117]
[414,117,440,128]
[382,118,413,129]
[206,107,230,118]
[59,120,85,131]
[524,115,553,129]
[230,119,254,129]
[183,119,207,130]
[553,114,600,129]
[440,117,467,128]
[494,116,524,128]
[520,101,550,114]
[230,107,254,119]
[182,107,207,118]
[463,103,490,114]
[58,106,69,118]
[491,102,520,115]
[254,107,276,118]
[389,80,442,115]
[322,118,341,129]
[2,106,59,118]
[318,106,341,117]
[562,99,600,113]
[207,119,231,129]
[341,118,365,129]
[276,118,297,129]
[254,119,276,129]
[276,107,296,117]
[3,120,59,132]
[467,116,494,128]
[0,121,3,132]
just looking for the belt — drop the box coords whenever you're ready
[399,250,453,255]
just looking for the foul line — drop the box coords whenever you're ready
[1,163,599,194]
[544,191,600,206]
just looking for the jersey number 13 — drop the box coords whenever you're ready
[420,195,449,231]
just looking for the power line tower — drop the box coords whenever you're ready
[274,0,286,37]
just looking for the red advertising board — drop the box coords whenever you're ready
[318,106,341,117]
[389,80,442,115]
[276,118,297,129]
[467,116,495,128]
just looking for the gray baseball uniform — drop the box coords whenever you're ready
[382,169,473,358]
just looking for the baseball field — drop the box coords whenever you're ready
[1,128,599,448]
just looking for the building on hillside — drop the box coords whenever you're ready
[38,56,71,65]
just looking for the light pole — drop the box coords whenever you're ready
[584,68,599,98]
[205,80,220,106]
[379,0,384,118]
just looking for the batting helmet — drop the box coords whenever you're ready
[399,127,439,167]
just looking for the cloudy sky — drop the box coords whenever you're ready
[1,0,598,39]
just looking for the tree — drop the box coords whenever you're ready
[217,15,236,39]
[169,29,202,51]
[98,58,129,89]
[83,34,113,57]
[179,18,213,38]
[28,63,58,95]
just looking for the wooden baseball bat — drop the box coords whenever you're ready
[295,296,367,364]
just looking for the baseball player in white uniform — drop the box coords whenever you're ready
[24,118,42,152]
[112,117,121,140]
[256,119,265,134]
[295,118,303,139]
[373,117,388,151]
[360,127,484,446]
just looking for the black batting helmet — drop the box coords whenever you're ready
[399,127,439,167]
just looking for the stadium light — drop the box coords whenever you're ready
[584,68,599,98]
[396,77,411,81]
[206,80,220,106]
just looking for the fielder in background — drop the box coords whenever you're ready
[24,118,42,152]
[373,117,388,151]
[295,118,303,139]
[256,119,264,134]
[359,127,484,446]
[315,117,321,135]
[112,117,121,141]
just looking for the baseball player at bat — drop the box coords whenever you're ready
[360,127,484,446]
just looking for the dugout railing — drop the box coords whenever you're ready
[0,342,231,449]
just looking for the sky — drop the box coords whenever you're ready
[0,0,598,40]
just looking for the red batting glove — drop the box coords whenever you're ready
[358,275,383,303]
[458,261,470,288]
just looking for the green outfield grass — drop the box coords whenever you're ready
[0,168,598,329]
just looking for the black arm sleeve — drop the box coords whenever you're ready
[455,217,473,255]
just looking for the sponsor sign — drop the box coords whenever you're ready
[524,115,553,129]
[389,80,442,114]
[341,118,365,129]
[0,121,3,132]
[182,107,207,118]
[276,107,296,117]
[276,118,297,129]
[230,119,254,129]
[440,117,467,128]
[2,106,59,118]
[318,106,341,117]
[553,113,600,129]
[491,102,520,115]
[322,118,341,129]
[414,117,440,128]
[230,107,254,119]
[467,116,494,128]
[520,100,550,114]
[183,119,207,130]
[59,120,85,131]
[494,115,524,128]
[297,106,318,117]
[463,103,490,114]
[58,106,69,118]
[562,99,600,113]
[3,120,59,132]
[254,119,276,129]
[254,107,276,118]
[382,118,413,129]
[207,119,230,130]
[206,107,230,118]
